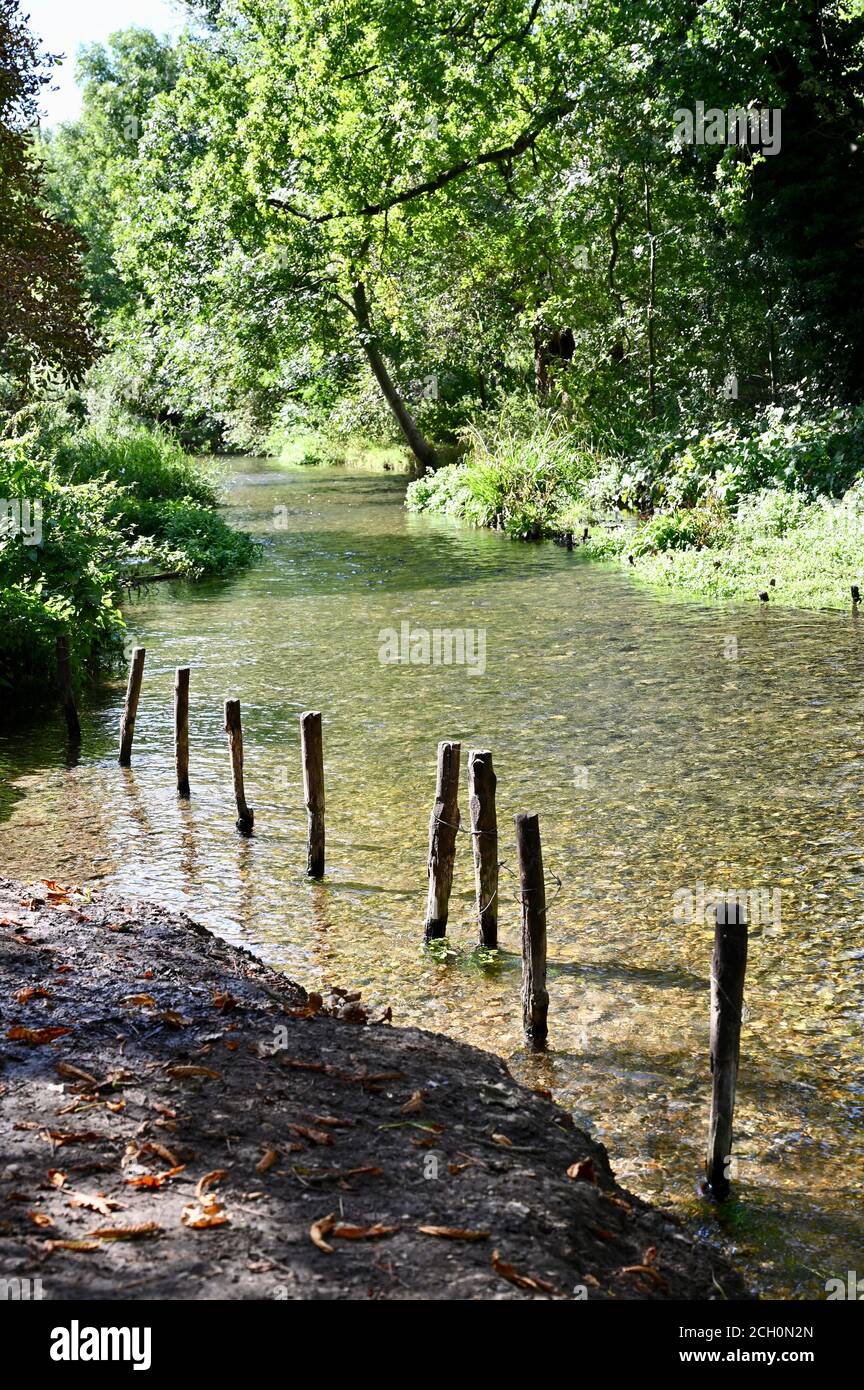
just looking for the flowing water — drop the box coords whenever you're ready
[1,460,862,1296]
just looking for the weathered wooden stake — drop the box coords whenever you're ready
[56,633,80,742]
[424,741,461,940]
[224,698,254,832]
[300,710,325,878]
[515,812,548,1043]
[174,667,190,797]
[705,898,748,1200]
[118,646,145,766]
[468,749,498,947]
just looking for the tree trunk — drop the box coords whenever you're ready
[351,282,438,470]
[643,164,658,418]
[533,327,550,402]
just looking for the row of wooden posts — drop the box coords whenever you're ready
[113,645,748,1203]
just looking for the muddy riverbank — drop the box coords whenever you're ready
[0,878,750,1301]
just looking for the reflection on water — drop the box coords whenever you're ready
[1,461,862,1296]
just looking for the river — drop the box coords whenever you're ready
[1,458,861,1296]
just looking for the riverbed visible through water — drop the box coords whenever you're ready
[1,460,861,1296]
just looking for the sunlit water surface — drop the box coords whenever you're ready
[2,461,862,1296]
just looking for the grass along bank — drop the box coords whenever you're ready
[405,402,864,611]
[0,417,258,704]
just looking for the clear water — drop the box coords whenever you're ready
[2,460,862,1296]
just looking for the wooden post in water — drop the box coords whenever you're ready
[118,646,145,766]
[56,633,80,743]
[424,741,461,940]
[174,667,190,797]
[515,812,548,1043]
[705,897,748,1200]
[468,749,498,947]
[300,710,325,878]
[224,698,254,832]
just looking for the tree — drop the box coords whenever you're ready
[0,0,94,386]
[122,0,590,464]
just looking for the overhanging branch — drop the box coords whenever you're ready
[267,97,576,224]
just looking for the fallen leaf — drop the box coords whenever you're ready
[68,1192,121,1217]
[212,991,239,1011]
[181,1205,230,1229]
[125,1166,185,1190]
[256,1148,278,1174]
[47,1169,67,1189]
[331,1221,399,1241]
[89,1223,162,1240]
[619,1263,668,1291]
[566,1158,598,1184]
[195,1171,227,1202]
[286,992,323,1019]
[166,1065,220,1080]
[7,1026,71,1045]
[310,1212,336,1253]
[123,994,157,1009]
[490,1133,513,1147]
[288,1124,333,1147]
[491,1249,564,1296]
[43,1130,103,1147]
[399,1090,424,1115]
[16,986,51,1004]
[43,1239,101,1253]
[55,1062,99,1086]
[28,1210,54,1228]
[140,1141,181,1169]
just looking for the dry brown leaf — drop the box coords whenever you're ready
[288,1124,333,1146]
[331,1221,399,1241]
[418,1226,489,1241]
[255,1148,278,1174]
[43,1239,101,1253]
[140,1141,181,1169]
[166,1065,220,1080]
[566,1158,598,1184]
[123,994,157,1009]
[28,1210,54,1228]
[310,1212,336,1252]
[181,1205,230,1230]
[16,986,51,1004]
[491,1249,564,1296]
[89,1223,162,1240]
[490,1132,513,1147]
[125,1165,185,1190]
[619,1263,667,1290]
[212,991,239,1011]
[7,1026,71,1045]
[47,1169,67,1188]
[195,1170,227,1202]
[68,1192,121,1217]
[55,1062,99,1086]
[44,1130,103,1147]
[399,1090,424,1115]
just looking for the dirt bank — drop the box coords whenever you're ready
[0,877,750,1301]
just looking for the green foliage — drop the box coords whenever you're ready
[609,405,864,512]
[594,487,864,610]
[0,420,257,701]
[56,424,216,506]
[0,1,95,384]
